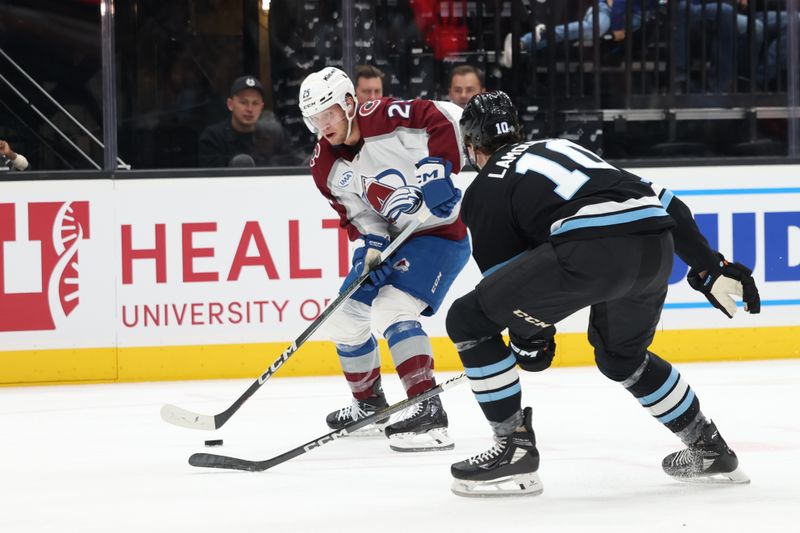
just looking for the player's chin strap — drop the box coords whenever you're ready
[344,96,358,143]
[465,143,487,171]
[464,144,478,170]
[466,142,516,171]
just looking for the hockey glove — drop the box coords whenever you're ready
[509,330,556,372]
[687,254,761,319]
[357,233,390,275]
[365,260,393,286]
[340,234,392,296]
[416,156,461,218]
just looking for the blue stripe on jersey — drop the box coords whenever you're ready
[474,382,522,403]
[551,206,670,236]
[638,367,679,405]
[657,389,696,424]
[336,336,378,357]
[673,187,800,196]
[660,189,674,208]
[482,251,526,278]
[465,354,517,378]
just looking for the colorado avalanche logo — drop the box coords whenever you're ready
[393,258,411,272]
[362,168,423,223]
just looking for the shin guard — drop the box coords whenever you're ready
[621,352,706,443]
[336,336,382,400]
[458,334,522,428]
[385,320,435,397]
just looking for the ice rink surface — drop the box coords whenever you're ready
[2,359,799,533]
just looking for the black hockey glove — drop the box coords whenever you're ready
[509,331,556,372]
[687,254,761,319]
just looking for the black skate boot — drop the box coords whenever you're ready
[450,407,543,497]
[662,420,750,484]
[384,395,454,452]
[325,378,389,435]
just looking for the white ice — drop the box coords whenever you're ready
[2,359,799,533]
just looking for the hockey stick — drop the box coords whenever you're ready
[160,210,432,431]
[188,372,467,472]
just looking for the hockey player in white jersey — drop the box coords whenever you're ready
[298,67,470,451]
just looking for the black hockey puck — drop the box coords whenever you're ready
[204,439,224,447]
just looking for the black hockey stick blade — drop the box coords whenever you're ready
[188,372,467,472]
[161,210,432,431]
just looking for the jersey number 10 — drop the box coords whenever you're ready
[516,139,615,200]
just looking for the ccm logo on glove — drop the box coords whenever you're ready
[509,330,556,372]
[417,157,461,218]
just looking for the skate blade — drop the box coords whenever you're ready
[388,428,454,452]
[451,472,544,498]
[669,466,751,485]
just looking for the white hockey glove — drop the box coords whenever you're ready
[687,254,761,318]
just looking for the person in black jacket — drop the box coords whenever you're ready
[422,91,760,497]
[198,76,297,167]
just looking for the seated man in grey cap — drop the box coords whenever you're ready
[199,75,296,167]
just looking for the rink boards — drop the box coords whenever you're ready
[1,165,798,385]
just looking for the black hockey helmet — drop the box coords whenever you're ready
[460,90,523,155]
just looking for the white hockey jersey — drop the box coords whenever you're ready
[309,97,467,243]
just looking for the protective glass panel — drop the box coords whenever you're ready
[0,0,103,171]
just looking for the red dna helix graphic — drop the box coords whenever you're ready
[0,201,90,332]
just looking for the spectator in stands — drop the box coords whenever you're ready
[198,75,297,167]
[755,1,800,85]
[673,0,762,92]
[500,0,615,68]
[611,1,760,93]
[447,65,485,107]
[252,111,302,166]
[0,140,29,171]
[609,0,649,42]
[354,64,385,102]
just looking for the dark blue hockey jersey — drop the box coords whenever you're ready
[460,138,715,276]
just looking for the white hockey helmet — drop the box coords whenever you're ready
[299,67,357,133]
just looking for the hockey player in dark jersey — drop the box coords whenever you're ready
[425,91,760,497]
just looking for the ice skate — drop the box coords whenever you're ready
[384,395,454,452]
[662,420,750,484]
[450,407,543,497]
[325,379,389,436]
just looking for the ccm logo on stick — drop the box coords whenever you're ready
[258,342,297,384]
[303,429,348,451]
